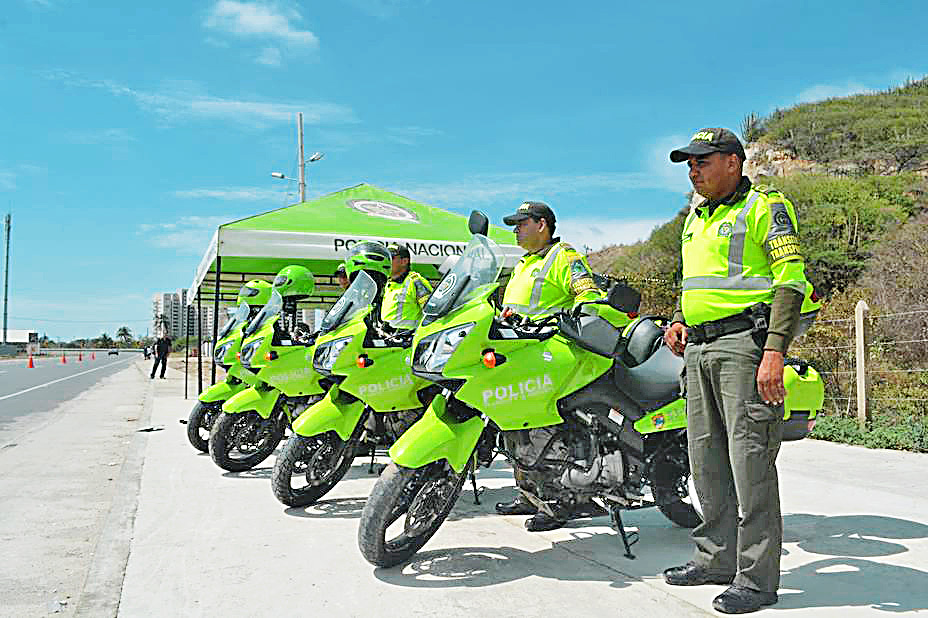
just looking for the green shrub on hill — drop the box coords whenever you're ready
[754,77,928,172]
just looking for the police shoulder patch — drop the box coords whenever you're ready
[767,200,797,238]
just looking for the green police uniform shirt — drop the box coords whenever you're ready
[680,178,808,326]
[502,238,602,317]
[381,270,433,329]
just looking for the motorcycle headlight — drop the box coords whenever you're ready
[413,323,475,374]
[214,342,232,363]
[313,336,353,372]
[240,341,261,367]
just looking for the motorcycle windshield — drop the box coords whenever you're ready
[422,234,502,323]
[217,302,250,340]
[320,270,377,334]
[245,290,282,336]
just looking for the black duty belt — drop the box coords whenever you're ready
[687,304,769,345]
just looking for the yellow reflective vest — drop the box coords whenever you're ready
[681,183,808,326]
[503,239,602,317]
[381,270,433,329]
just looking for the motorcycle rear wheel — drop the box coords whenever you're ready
[209,411,284,472]
[651,456,701,529]
[271,432,359,507]
[358,460,468,568]
[187,401,219,453]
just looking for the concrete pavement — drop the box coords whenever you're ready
[110,369,928,617]
[5,361,928,616]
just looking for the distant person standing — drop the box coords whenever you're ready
[335,263,350,290]
[150,335,172,379]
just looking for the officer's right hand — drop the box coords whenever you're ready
[664,322,687,357]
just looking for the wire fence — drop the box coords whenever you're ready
[792,306,928,416]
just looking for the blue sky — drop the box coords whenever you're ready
[1,0,925,340]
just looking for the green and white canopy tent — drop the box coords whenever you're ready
[189,183,521,305]
[185,183,522,394]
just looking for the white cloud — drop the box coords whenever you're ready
[43,71,357,128]
[62,128,135,145]
[0,163,44,191]
[256,47,282,67]
[386,125,443,145]
[171,187,289,201]
[204,1,318,47]
[139,215,240,254]
[557,218,665,252]
[797,80,872,104]
[395,170,680,209]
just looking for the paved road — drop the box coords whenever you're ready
[0,353,137,438]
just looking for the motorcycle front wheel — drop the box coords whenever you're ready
[271,432,360,507]
[358,460,468,568]
[209,411,284,472]
[187,401,220,453]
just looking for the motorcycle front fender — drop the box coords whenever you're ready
[222,386,280,418]
[389,395,484,473]
[290,385,366,441]
[199,379,248,404]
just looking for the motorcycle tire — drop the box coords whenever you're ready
[187,401,219,453]
[271,433,359,507]
[651,456,701,529]
[209,411,284,473]
[358,460,468,568]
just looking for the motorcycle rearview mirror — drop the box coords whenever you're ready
[468,210,490,236]
[607,282,641,314]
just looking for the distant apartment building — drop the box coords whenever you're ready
[152,289,216,340]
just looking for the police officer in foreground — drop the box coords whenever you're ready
[495,200,607,531]
[381,244,433,331]
[662,129,808,614]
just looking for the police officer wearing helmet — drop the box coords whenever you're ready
[662,128,809,614]
[495,200,607,532]
[381,244,433,331]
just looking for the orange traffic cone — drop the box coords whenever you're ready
[78,352,83,362]
[61,353,67,364]
[27,355,34,368]
[91,352,96,360]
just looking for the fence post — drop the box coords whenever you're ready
[854,300,870,431]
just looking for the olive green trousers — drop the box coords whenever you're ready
[684,328,784,593]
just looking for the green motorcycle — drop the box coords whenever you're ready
[357,212,825,567]
[273,243,433,507]
[187,281,272,452]
[209,266,316,473]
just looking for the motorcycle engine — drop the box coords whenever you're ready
[560,450,624,491]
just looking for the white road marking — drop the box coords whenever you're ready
[0,359,129,402]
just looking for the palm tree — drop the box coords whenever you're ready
[155,314,170,337]
[97,333,114,348]
[116,326,133,346]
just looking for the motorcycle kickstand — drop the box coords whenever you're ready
[367,445,376,475]
[610,506,639,559]
[469,470,484,505]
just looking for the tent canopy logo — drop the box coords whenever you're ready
[347,199,419,223]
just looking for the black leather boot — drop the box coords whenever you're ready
[712,585,778,614]
[495,497,537,515]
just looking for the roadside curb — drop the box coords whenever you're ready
[74,361,154,617]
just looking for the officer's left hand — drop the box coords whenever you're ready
[757,350,786,405]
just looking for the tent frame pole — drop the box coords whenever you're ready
[184,299,190,400]
[211,256,221,385]
[197,292,203,395]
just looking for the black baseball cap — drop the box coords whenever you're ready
[503,201,556,227]
[386,243,410,259]
[670,128,746,163]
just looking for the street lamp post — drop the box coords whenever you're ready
[271,112,324,203]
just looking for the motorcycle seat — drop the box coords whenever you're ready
[557,314,622,358]
[613,345,683,411]
[621,317,665,368]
